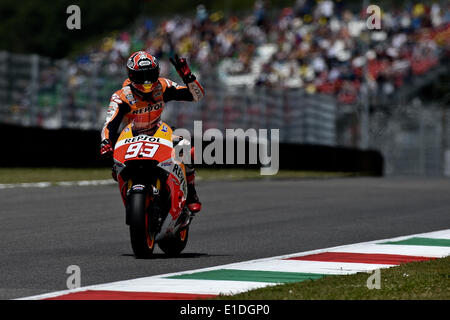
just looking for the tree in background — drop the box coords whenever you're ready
[0,0,140,58]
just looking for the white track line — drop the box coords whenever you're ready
[82,279,275,295]
[0,179,115,189]
[328,244,450,257]
[224,260,396,274]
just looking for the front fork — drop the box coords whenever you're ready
[125,181,161,226]
[123,175,193,237]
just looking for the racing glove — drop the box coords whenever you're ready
[100,139,114,157]
[170,54,196,84]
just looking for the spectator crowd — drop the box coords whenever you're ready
[66,0,450,106]
[7,0,449,129]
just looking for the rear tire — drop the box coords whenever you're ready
[128,192,155,258]
[158,226,189,256]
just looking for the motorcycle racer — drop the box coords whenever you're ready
[100,51,204,213]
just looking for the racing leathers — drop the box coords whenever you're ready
[100,76,204,213]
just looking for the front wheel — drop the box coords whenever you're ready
[158,226,189,256]
[128,191,155,258]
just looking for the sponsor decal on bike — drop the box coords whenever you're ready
[172,164,187,194]
[115,133,172,150]
[131,184,145,191]
[159,160,173,167]
[124,136,160,144]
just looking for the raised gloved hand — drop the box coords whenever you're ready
[170,54,196,84]
[100,139,113,158]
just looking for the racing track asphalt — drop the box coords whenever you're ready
[0,177,449,299]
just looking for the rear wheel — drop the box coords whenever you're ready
[128,192,156,258]
[158,226,189,256]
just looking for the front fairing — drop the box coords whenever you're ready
[113,122,174,165]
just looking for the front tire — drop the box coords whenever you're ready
[128,192,155,258]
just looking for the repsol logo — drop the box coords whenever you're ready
[132,102,163,114]
[124,136,160,144]
[172,164,186,191]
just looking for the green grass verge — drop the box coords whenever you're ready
[0,168,113,184]
[0,168,358,184]
[197,169,358,181]
[215,256,450,300]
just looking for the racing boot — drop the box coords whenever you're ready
[185,164,201,213]
[187,183,201,213]
[111,166,118,182]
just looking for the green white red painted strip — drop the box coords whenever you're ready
[167,269,326,283]
[44,291,217,300]
[286,252,435,264]
[380,237,450,247]
[17,228,450,300]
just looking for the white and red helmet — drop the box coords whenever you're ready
[126,51,160,93]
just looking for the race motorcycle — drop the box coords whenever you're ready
[113,122,192,258]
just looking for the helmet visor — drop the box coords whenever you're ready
[129,68,159,84]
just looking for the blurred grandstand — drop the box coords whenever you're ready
[0,0,449,175]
